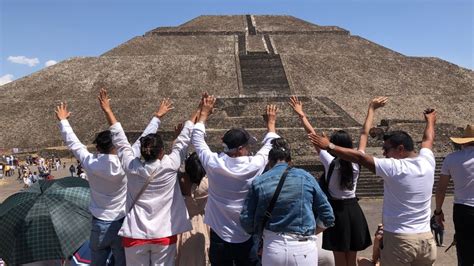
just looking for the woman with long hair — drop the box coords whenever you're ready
[240,137,335,266]
[290,96,387,266]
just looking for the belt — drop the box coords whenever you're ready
[280,232,310,242]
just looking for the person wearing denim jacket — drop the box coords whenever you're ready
[241,138,334,266]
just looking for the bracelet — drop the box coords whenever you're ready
[434,209,443,215]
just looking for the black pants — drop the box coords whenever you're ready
[209,229,259,266]
[453,204,474,266]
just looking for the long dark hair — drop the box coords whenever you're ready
[268,138,291,164]
[330,130,355,190]
[185,152,206,186]
[139,133,164,162]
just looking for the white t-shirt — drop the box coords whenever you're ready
[319,150,360,199]
[440,146,474,207]
[374,148,435,234]
[192,122,279,243]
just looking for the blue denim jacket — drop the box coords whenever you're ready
[240,162,335,236]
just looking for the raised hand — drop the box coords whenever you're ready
[370,96,388,110]
[173,123,184,139]
[55,102,71,121]
[198,95,216,123]
[155,98,174,118]
[289,96,305,117]
[423,108,436,124]
[98,88,117,126]
[308,132,330,150]
[264,104,278,133]
[98,88,112,113]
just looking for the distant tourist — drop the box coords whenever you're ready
[69,164,75,177]
[435,124,474,266]
[55,101,127,266]
[309,107,438,266]
[191,94,279,265]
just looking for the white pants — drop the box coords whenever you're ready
[124,243,176,266]
[262,230,318,266]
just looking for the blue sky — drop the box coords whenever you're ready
[0,0,472,85]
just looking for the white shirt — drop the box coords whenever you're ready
[440,146,474,207]
[110,119,192,239]
[319,150,360,199]
[192,122,279,243]
[58,120,127,221]
[374,148,435,234]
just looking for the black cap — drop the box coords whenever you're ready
[222,128,257,151]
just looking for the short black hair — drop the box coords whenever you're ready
[383,130,414,151]
[269,138,291,163]
[140,133,164,162]
[185,152,206,185]
[93,130,114,154]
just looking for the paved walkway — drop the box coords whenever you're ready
[0,171,458,265]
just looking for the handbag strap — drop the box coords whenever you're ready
[127,167,159,213]
[260,166,292,232]
[326,159,336,184]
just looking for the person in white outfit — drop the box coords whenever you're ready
[55,102,127,266]
[99,88,197,266]
[191,94,280,265]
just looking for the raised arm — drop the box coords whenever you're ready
[309,132,376,173]
[421,108,436,150]
[359,96,388,152]
[98,88,117,126]
[252,105,280,168]
[131,98,173,157]
[289,96,316,134]
[55,102,91,164]
[192,94,217,166]
[168,103,203,170]
[289,96,324,153]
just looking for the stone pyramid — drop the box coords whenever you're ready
[1,15,472,161]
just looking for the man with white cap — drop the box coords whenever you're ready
[435,124,474,266]
[191,94,279,265]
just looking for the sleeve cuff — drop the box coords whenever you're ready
[194,122,206,133]
[109,122,123,134]
[184,120,194,128]
[316,219,334,229]
[261,132,280,143]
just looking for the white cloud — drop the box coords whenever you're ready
[45,60,57,67]
[0,74,14,86]
[8,56,39,67]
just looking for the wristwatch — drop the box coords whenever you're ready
[328,142,336,150]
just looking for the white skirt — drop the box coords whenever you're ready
[262,229,318,266]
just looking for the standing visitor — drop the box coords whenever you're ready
[435,124,474,266]
[99,89,195,266]
[176,152,210,266]
[240,138,335,266]
[69,164,75,177]
[289,96,385,266]
[55,101,127,266]
[309,107,438,266]
[192,94,280,265]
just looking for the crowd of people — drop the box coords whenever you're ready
[51,88,473,266]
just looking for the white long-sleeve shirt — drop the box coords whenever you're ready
[192,122,279,243]
[58,120,127,221]
[110,118,192,239]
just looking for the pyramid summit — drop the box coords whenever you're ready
[0,15,472,156]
